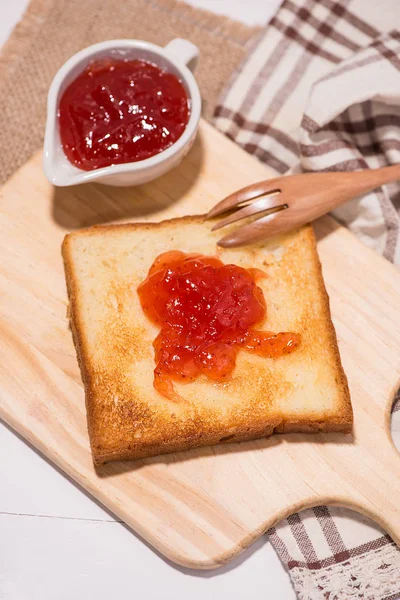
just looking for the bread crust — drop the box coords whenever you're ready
[62,216,352,464]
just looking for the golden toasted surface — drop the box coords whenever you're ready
[62,216,352,464]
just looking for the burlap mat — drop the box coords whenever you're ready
[0,0,260,185]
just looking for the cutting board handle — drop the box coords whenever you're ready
[332,436,400,546]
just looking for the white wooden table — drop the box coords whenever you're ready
[0,2,298,599]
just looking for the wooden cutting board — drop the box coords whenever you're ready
[1,120,400,569]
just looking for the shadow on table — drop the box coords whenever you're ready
[51,130,206,230]
[95,429,354,479]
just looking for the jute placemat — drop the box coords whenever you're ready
[0,0,260,185]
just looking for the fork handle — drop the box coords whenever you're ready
[280,165,400,238]
[324,164,400,206]
[279,165,400,225]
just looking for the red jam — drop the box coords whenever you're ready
[58,59,190,170]
[138,251,300,403]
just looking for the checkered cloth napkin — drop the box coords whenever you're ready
[213,0,400,598]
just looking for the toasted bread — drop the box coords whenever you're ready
[62,216,352,464]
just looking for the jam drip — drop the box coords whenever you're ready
[138,251,300,402]
[58,59,189,170]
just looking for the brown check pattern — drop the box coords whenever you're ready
[214,1,400,598]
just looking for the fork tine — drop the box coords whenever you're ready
[217,210,287,248]
[211,193,284,231]
[207,180,281,219]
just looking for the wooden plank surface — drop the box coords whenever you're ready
[1,120,400,568]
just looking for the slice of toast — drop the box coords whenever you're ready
[62,216,352,464]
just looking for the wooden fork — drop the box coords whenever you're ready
[207,165,400,247]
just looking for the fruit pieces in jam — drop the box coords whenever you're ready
[137,251,300,403]
[58,59,189,170]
